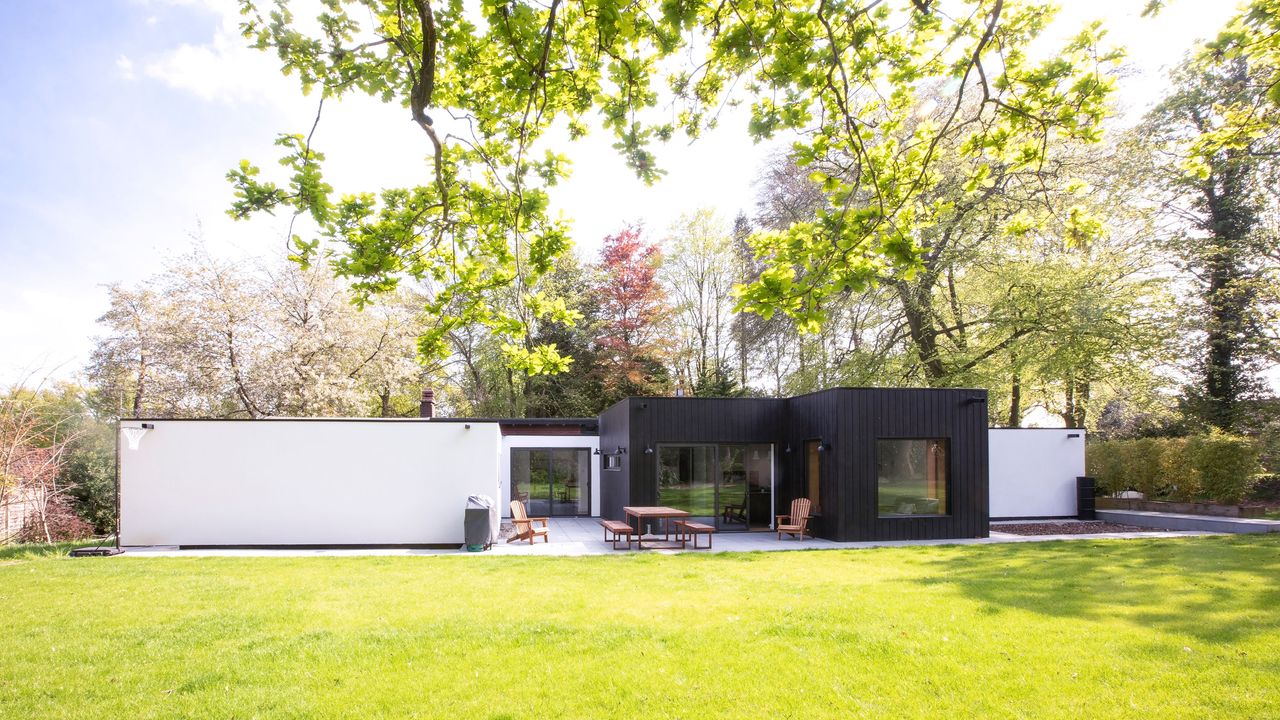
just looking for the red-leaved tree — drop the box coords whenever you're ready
[593,228,672,404]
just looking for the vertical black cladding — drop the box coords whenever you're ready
[596,388,989,542]
[597,400,632,522]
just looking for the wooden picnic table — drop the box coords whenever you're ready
[623,506,691,549]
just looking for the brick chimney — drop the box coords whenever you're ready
[419,388,436,418]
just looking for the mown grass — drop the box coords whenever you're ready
[1,536,1278,719]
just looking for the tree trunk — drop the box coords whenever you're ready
[1199,147,1257,430]
[894,280,947,383]
[1008,362,1021,428]
[132,352,147,418]
[1073,380,1090,428]
[1202,238,1248,430]
[1062,374,1076,428]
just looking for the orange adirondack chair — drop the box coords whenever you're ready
[509,500,550,544]
[776,497,813,540]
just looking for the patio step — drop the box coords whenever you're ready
[1096,510,1280,534]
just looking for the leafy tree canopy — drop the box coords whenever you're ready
[228,0,1120,373]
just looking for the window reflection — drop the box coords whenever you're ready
[877,439,948,516]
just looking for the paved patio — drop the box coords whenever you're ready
[118,517,1214,557]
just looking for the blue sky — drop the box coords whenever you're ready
[0,1,292,382]
[0,0,1244,386]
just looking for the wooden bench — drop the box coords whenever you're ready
[674,520,716,549]
[600,519,637,550]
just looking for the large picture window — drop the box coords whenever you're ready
[656,444,773,530]
[877,439,948,517]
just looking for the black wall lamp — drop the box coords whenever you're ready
[593,448,602,455]
[617,446,627,455]
[816,440,831,453]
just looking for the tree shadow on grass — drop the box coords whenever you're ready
[908,536,1280,644]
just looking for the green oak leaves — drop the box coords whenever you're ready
[227,0,1118,372]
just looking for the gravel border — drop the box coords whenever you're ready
[993,521,1150,536]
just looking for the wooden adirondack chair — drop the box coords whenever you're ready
[776,497,813,540]
[508,500,550,544]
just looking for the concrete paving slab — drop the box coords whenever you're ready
[118,517,1220,558]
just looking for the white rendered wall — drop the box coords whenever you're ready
[119,420,500,546]
[500,434,600,517]
[988,429,1086,518]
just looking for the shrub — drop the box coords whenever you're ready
[1247,475,1280,502]
[1189,433,1262,504]
[1087,441,1125,495]
[1088,433,1261,504]
[17,495,94,544]
[1156,437,1202,499]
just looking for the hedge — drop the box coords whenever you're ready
[1087,433,1263,504]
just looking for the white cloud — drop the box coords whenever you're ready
[116,55,136,81]
[142,3,295,104]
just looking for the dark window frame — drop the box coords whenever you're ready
[653,441,775,530]
[510,446,593,517]
[874,437,951,519]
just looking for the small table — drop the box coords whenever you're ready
[623,506,691,549]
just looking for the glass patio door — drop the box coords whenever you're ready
[511,448,591,517]
[657,444,772,530]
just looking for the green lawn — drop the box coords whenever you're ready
[2,536,1278,719]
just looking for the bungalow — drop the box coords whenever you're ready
[119,387,1002,547]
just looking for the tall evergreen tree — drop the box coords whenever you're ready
[1144,57,1280,430]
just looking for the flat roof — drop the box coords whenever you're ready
[126,416,598,428]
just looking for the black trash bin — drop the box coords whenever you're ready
[464,495,497,551]
[1077,476,1096,520]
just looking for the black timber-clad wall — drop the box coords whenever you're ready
[598,400,632,522]
[780,391,839,538]
[832,388,988,541]
[598,388,989,542]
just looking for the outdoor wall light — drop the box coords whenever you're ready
[593,448,602,455]
[617,445,627,455]
[784,444,793,454]
[816,441,831,453]
[464,424,471,429]
[141,423,155,429]
[644,445,654,455]
[1067,433,1081,438]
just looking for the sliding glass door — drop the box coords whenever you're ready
[657,444,773,530]
[510,448,591,516]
